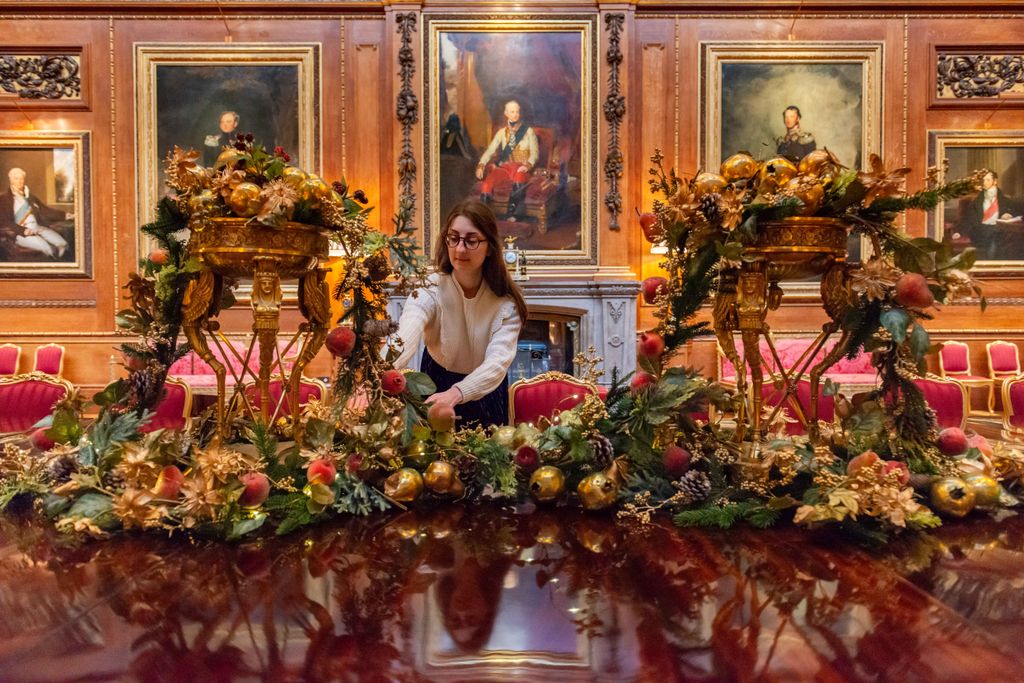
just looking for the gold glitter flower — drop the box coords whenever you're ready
[858,154,911,207]
[849,258,900,301]
[112,488,161,530]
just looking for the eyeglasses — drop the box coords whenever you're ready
[444,233,484,250]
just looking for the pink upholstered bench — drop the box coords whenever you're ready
[718,337,878,393]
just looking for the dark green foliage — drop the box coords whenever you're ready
[463,433,517,497]
[333,472,392,516]
[673,499,781,529]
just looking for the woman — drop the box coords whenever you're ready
[392,199,528,426]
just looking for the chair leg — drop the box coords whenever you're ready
[989,382,996,414]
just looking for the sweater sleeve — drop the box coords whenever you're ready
[452,303,522,403]
[391,290,437,370]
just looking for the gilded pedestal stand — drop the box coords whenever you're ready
[181,217,331,443]
[714,217,854,469]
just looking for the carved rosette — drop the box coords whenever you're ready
[603,13,625,231]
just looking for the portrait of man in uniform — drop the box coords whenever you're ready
[775,105,817,163]
[203,110,242,166]
[430,22,595,260]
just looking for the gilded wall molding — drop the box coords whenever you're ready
[603,12,625,231]
[0,299,97,307]
[395,12,418,219]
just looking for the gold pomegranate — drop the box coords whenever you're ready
[693,171,728,196]
[529,465,566,503]
[757,156,798,194]
[384,468,424,503]
[227,182,263,217]
[281,165,307,188]
[424,460,457,494]
[930,477,976,518]
[576,471,620,511]
[965,473,1001,508]
[720,153,760,183]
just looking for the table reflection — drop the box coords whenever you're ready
[0,507,1022,681]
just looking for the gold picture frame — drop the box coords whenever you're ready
[701,41,883,295]
[134,42,320,250]
[424,16,598,269]
[0,131,90,278]
[928,130,1024,274]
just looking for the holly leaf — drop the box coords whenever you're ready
[880,308,910,343]
[404,372,436,398]
[909,324,930,361]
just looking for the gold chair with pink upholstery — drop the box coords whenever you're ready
[986,340,1020,413]
[141,377,193,433]
[937,341,988,413]
[0,373,74,434]
[33,343,66,377]
[0,344,20,376]
[509,371,599,426]
[1001,375,1024,440]
[913,374,969,431]
[236,377,328,422]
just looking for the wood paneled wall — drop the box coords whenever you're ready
[1,2,1022,393]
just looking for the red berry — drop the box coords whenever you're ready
[306,459,337,486]
[637,331,666,360]
[881,460,911,486]
[630,371,657,393]
[894,273,935,310]
[639,212,662,243]
[153,465,185,499]
[238,472,270,508]
[381,369,407,396]
[662,445,691,477]
[30,428,54,452]
[937,427,968,456]
[325,326,356,358]
[642,277,668,306]
[515,445,540,472]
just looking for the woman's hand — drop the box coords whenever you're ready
[425,386,463,411]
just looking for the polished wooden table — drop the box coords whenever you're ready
[0,505,1022,682]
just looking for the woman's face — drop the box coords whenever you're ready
[447,215,489,279]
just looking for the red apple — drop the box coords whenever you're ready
[642,277,668,305]
[153,465,185,499]
[326,326,357,357]
[515,445,540,472]
[937,427,969,456]
[428,403,456,432]
[148,248,169,266]
[847,450,880,475]
[881,460,911,486]
[967,433,993,457]
[637,331,666,360]
[307,459,337,486]
[630,371,657,393]
[662,444,691,477]
[639,212,663,243]
[345,452,364,474]
[30,428,54,452]
[894,273,935,310]
[381,369,407,396]
[238,472,270,508]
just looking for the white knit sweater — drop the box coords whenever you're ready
[392,273,523,403]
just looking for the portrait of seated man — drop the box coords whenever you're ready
[957,169,1023,261]
[203,110,241,166]
[775,105,817,164]
[0,167,72,261]
[475,100,539,221]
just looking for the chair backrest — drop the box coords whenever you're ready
[240,378,327,419]
[913,375,968,430]
[0,373,73,433]
[33,343,65,376]
[1003,376,1024,433]
[938,341,972,376]
[0,344,20,375]
[987,340,1020,377]
[509,371,598,426]
[141,377,192,433]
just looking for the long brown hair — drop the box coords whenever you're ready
[435,199,529,323]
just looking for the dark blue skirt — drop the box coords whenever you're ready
[421,348,509,427]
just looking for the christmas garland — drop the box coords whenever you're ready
[1,144,1022,542]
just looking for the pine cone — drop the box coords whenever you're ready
[364,251,392,282]
[698,193,721,224]
[588,435,615,470]
[450,452,477,482]
[675,470,711,502]
[102,469,126,491]
[46,454,79,484]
